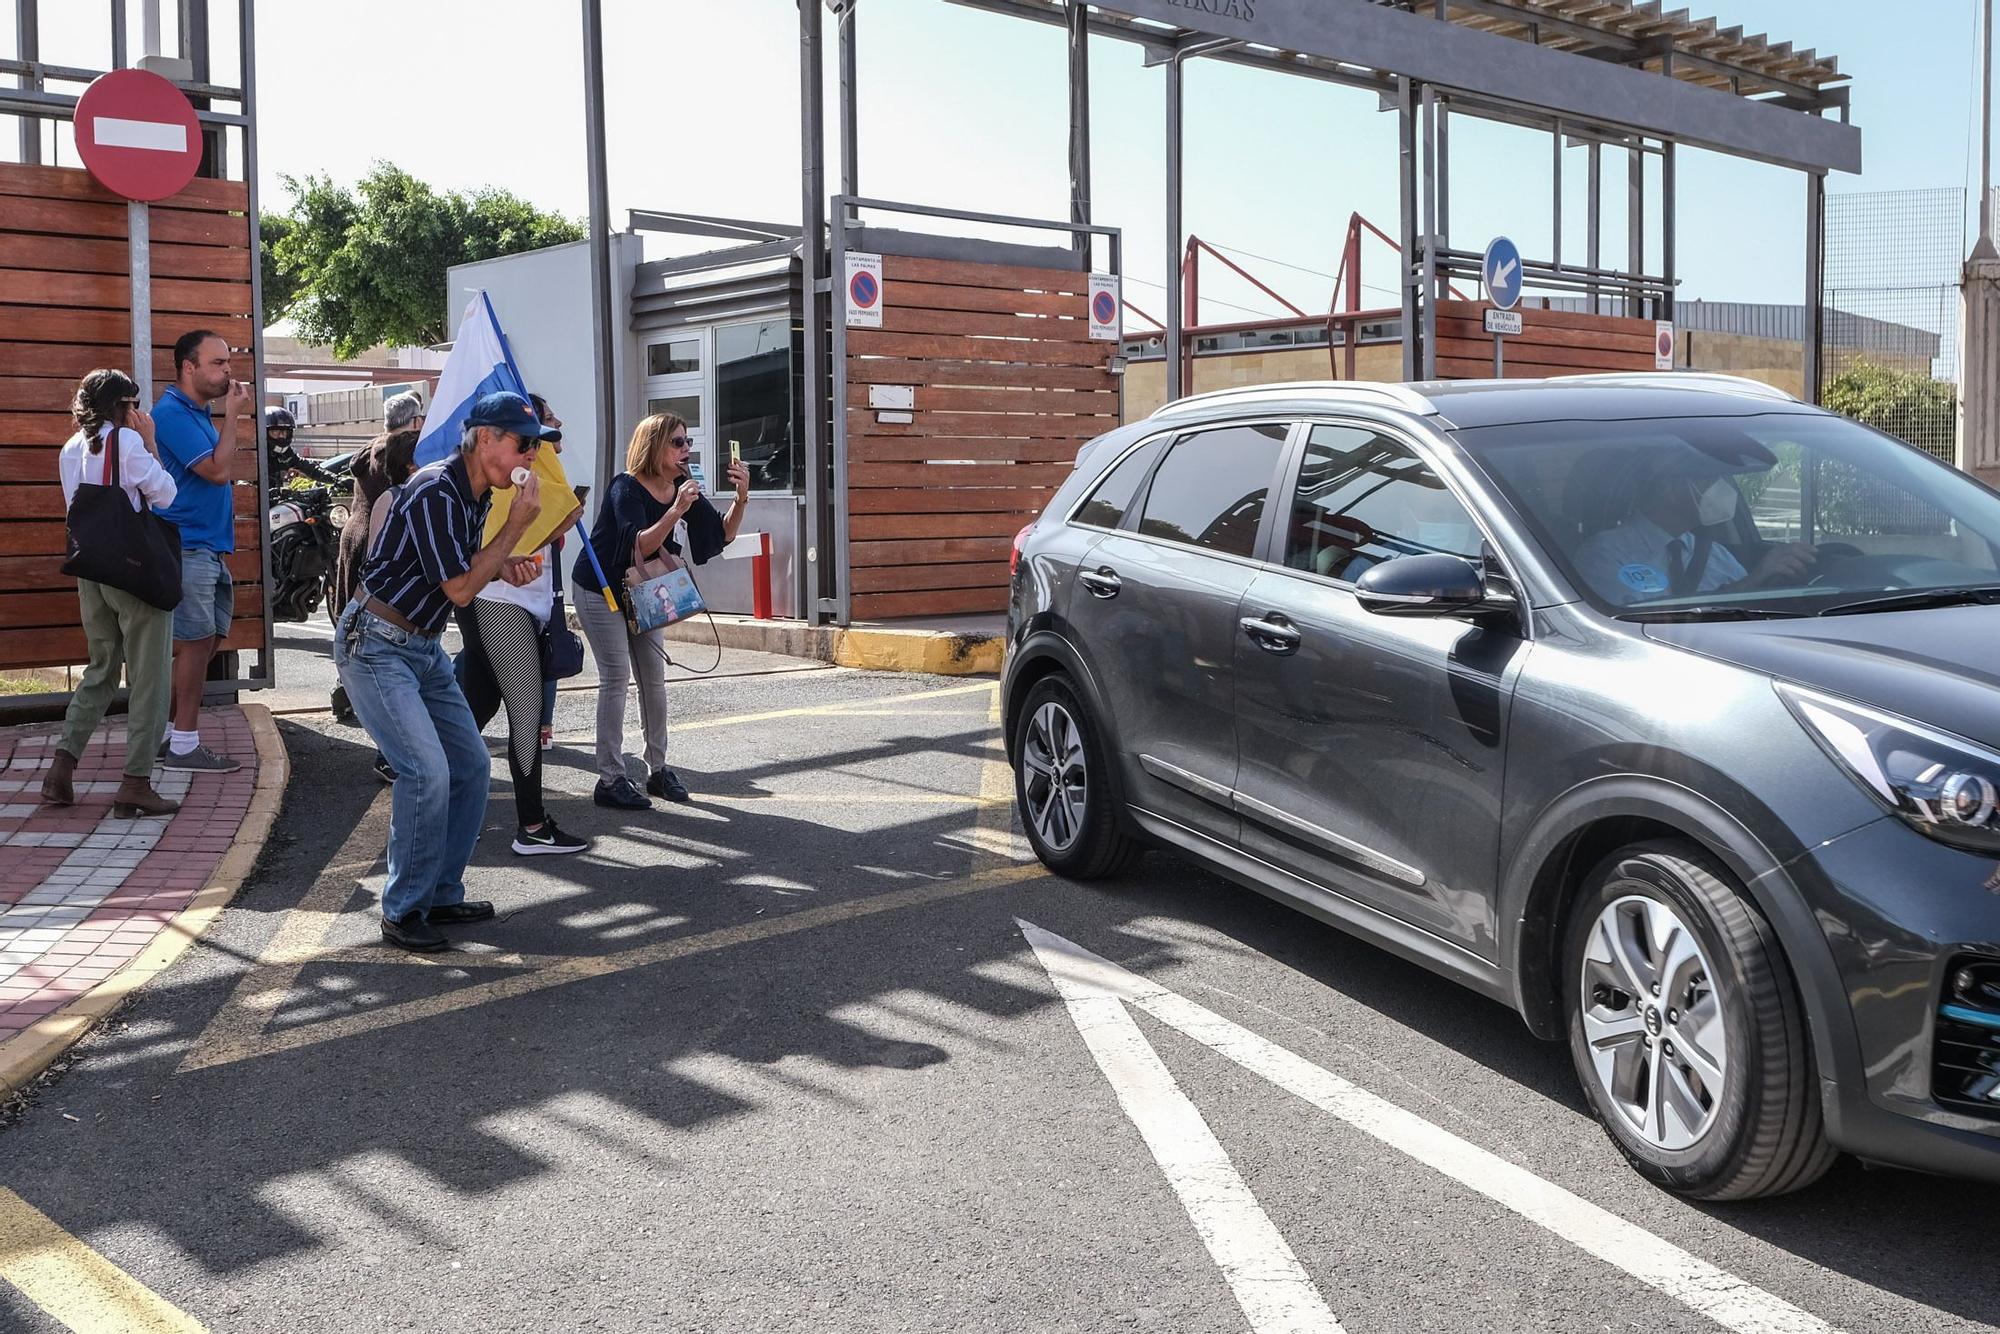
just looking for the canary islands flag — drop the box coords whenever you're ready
[412,291,529,468]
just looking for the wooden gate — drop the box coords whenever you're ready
[0,163,264,675]
[843,255,1120,620]
[1433,300,1661,379]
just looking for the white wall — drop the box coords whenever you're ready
[447,235,641,505]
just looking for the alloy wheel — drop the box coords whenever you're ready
[1579,894,1729,1152]
[1022,701,1088,853]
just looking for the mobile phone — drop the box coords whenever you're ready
[729,440,742,468]
[688,460,707,491]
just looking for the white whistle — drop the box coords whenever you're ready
[511,466,532,486]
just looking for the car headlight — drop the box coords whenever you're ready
[1779,684,2000,854]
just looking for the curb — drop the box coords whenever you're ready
[663,613,1002,677]
[0,703,290,1100]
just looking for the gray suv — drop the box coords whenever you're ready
[1002,375,2000,1199]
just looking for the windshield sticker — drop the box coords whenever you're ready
[1619,563,1669,594]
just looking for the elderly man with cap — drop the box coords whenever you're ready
[335,390,550,951]
[1574,442,1817,606]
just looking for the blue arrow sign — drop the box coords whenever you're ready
[1482,236,1523,312]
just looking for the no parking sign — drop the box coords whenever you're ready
[844,252,883,328]
[1088,274,1121,341]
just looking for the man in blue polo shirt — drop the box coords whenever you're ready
[152,329,254,772]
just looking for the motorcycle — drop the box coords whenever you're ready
[268,483,340,622]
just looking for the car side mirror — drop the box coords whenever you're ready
[1353,553,1501,618]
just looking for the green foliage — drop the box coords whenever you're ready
[258,213,300,321]
[1820,359,1957,456]
[262,163,584,359]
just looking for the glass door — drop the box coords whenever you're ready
[642,330,712,486]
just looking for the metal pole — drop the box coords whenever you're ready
[1661,141,1677,321]
[582,0,618,510]
[1551,120,1563,270]
[838,1,857,221]
[1493,334,1503,379]
[1804,171,1826,405]
[830,202,851,627]
[142,0,160,56]
[1436,98,1450,255]
[799,0,830,621]
[1398,77,1419,381]
[110,0,128,68]
[16,0,39,164]
[1626,143,1644,318]
[1420,82,1438,379]
[1977,0,1997,259]
[1586,140,1601,313]
[129,204,152,403]
[1165,52,1183,400]
[182,0,221,176]
[239,0,272,689]
[1067,0,1092,264]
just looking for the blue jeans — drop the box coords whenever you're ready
[333,603,490,923]
[172,546,234,642]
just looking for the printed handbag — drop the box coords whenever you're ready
[539,551,586,680]
[621,537,706,637]
[61,430,183,611]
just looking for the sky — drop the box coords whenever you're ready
[7,0,1989,324]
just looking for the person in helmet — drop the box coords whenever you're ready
[265,406,337,487]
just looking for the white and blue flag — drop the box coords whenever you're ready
[412,291,529,467]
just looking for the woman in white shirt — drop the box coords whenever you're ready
[42,369,181,817]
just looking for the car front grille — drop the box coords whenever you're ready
[1935,957,2000,1117]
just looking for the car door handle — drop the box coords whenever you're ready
[1078,567,1122,599]
[1239,615,1301,653]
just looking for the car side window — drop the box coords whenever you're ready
[1284,424,1483,583]
[1072,436,1166,531]
[1134,422,1289,559]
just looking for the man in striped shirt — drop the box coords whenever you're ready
[336,391,551,951]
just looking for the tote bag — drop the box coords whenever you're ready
[620,538,706,636]
[61,431,183,610]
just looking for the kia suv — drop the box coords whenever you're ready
[1003,375,2000,1199]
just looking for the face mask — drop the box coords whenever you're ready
[1691,477,1737,527]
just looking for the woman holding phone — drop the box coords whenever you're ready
[41,369,181,816]
[572,412,749,810]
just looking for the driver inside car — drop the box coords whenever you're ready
[1574,451,1818,606]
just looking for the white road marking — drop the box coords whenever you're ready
[1019,921,1840,1334]
[92,115,187,152]
[1025,923,1349,1334]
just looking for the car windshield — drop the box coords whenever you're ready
[1455,411,2000,617]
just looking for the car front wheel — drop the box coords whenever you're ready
[1013,675,1139,880]
[1562,841,1836,1200]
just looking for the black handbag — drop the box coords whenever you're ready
[539,549,586,680]
[61,429,183,611]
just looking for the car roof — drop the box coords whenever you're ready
[1146,374,1821,432]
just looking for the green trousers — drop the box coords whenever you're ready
[58,578,173,779]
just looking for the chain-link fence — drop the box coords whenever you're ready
[1821,188,1964,462]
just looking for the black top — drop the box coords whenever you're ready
[357,454,491,635]
[573,471,725,595]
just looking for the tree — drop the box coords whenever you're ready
[262,163,583,358]
[259,213,301,321]
[1820,359,1957,460]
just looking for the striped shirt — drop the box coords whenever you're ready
[356,453,491,634]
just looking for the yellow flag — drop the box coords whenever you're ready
[485,445,582,556]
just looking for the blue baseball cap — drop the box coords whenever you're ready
[464,391,558,441]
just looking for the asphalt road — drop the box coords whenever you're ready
[0,628,1995,1333]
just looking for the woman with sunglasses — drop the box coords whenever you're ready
[41,369,181,816]
[572,413,749,810]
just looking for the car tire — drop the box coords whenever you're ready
[1013,675,1140,880]
[1562,840,1836,1200]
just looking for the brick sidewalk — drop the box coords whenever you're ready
[0,707,259,1049]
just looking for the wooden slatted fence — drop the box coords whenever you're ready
[0,163,264,672]
[845,255,1119,619]
[1433,300,1660,380]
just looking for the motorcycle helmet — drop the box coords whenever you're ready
[264,405,296,445]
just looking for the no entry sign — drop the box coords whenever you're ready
[74,69,203,202]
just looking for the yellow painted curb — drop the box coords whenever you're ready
[0,703,290,1100]
[832,628,1002,677]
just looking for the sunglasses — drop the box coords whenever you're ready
[667,435,691,447]
[515,435,542,455]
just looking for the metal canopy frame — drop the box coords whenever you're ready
[5,0,274,695]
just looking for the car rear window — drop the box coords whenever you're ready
[1072,436,1166,530]
[1136,422,1290,559]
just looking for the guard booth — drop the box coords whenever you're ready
[0,1,272,706]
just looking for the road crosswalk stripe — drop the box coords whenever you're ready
[0,1187,206,1333]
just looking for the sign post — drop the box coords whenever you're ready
[1481,236,1523,379]
[73,69,204,403]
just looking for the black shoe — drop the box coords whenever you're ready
[381,912,448,952]
[646,767,691,803]
[428,901,495,925]
[593,777,652,810]
[331,684,357,725]
[373,755,397,784]
[512,818,589,856]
